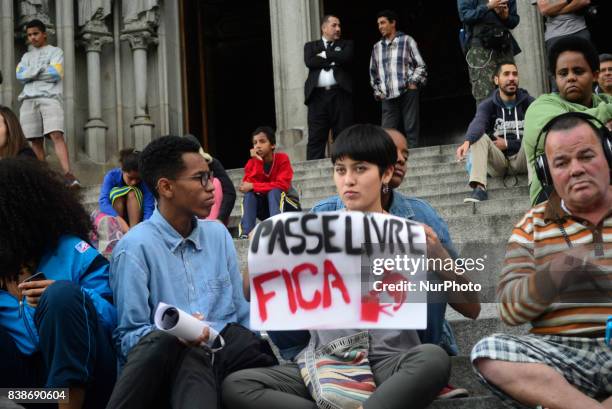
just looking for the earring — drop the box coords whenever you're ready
[382,183,389,194]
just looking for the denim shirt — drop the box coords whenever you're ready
[110,209,250,362]
[311,191,459,258]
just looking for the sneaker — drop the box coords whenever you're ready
[64,172,81,189]
[463,186,487,203]
[239,234,249,240]
[437,384,469,399]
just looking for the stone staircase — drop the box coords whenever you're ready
[81,143,533,408]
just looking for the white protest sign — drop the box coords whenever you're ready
[248,211,427,330]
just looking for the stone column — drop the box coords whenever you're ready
[0,0,15,107]
[56,1,77,161]
[268,0,320,162]
[121,29,157,149]
[80,24,112,163]
[513,2,548,95]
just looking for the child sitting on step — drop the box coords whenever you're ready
[239,126,294,238]
[98,148,155,233]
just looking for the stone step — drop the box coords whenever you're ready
[446,213,524,244]
[217,196,529,238]
[294,176,528,201]
[225,144,460,177]
[287,170,523,193]
[226,153,461,180]
[433,197,529,219]
[447,305,529,354]
[226,160,469,185]
[225,186,529,219]
[429,396,503,409]
[81,163,477,205]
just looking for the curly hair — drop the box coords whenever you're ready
[0,159,92,281]
[548,36,599,75]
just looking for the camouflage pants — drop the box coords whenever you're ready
[466,46,514,104]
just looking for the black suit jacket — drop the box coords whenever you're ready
[304,39,353,105]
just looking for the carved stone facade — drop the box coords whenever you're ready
[0,0,548,168]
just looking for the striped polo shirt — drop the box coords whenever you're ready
[498,192,612,336]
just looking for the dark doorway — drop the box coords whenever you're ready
[323,0,475,147]
[586,2,612,54]
[180,0,276,169]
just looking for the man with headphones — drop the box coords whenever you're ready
[471,112,612,409]
[523,36,612,205]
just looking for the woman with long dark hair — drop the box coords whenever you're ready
[0,105,36,159]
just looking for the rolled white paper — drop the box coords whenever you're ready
[154,302,219,346]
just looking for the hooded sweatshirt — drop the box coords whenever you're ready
[465,88,534,157]
[523,92,612,205]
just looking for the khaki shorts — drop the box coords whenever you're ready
[20,98,64,139]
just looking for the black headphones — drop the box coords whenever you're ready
[533,112,612,187]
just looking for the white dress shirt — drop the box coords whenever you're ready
[317,37,338,88]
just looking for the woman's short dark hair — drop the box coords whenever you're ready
[118,148,140,172]
[0,105,29,158]
[331,124,397,175]
[139,135,201,199]
[0,159,92,282]
[548,36,599,75]
[252,126,276,146]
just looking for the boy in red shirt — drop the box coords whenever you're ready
[239,126,294,238]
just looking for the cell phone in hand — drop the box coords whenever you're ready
[20,272,46,284]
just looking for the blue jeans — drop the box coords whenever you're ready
[0,281,116,409]
[240,189,283,236]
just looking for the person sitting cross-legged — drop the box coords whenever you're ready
[308,128,480,400]
[456,61,534,203]
[223,124,452,409]
[0,158,117,409]
[471,113,612,408]
[107,136,249,409]
[239,126,294,238]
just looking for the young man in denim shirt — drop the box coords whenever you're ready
[108,136,249,409]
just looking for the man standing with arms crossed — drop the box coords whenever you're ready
[16,19,79,187]
[304,15,354,160]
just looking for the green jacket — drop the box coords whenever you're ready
[523,92,612,205]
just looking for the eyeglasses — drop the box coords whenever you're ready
[176,171,214,187]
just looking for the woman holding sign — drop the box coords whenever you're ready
[223,124,450,409]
